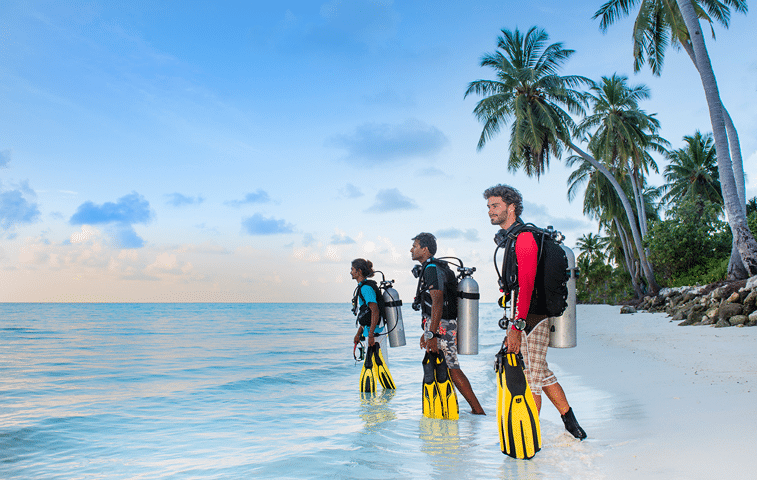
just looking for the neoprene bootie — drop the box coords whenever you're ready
[561,407,587,440]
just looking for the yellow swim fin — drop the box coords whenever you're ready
[496,347,541,459]
[371,344,395,390]
[433,352,458,420]
[359,345,377,393]
[422,351,442,418]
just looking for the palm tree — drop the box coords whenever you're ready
[592,0,746,206]
[675,0,757,276]
[464,27,590,178]
[594,0,746,75]
[576,74,669,238]
[577,233,610,264]
[567,150,645,297]
[661,131,722,210]
[464,27,661,293]
[593,0,757,277]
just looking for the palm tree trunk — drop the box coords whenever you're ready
[725,105,749,279]
[728,242,749,279]
[676,0,757,277]
[568,140,661,294]
[629,166,648,237]
[681,29,750,278]
[721,110,749,278]
[723,109,746,210]
[681,39,746,207]
[615,217,643,297]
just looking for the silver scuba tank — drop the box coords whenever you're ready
[549,245,577,348]
[457,267,479,355]
[382,282,406,348]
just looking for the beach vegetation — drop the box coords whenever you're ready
[467,16,754,303]
[749,209,757,240]
[576,73,668,241]
[576,232,635,303]
[465,26,662,294]
[576,254,635,304]
[593,0,757,279]
[747,197,757,216]
[661,130,722,211]
[576,233,609,264]
[645,198,731,287]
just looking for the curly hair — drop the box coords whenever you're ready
[483,184,523,217]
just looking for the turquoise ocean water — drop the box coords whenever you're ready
[1,303,603,479]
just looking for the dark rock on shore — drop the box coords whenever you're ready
[629,276,757,328]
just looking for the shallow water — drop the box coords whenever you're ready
[1,303,605,479]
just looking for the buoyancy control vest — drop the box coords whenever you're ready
[494,219,569,318]
[352,279,386,327]
[412,258,458,320]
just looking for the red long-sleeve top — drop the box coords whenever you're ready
[514,231,538,321]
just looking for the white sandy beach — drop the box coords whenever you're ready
[544,304,757,479]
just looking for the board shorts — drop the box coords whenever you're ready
[423,317,460,369]
[520,318,557,396]
[362,325,385,337]
[362,325,388,358]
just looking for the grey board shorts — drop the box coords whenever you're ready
[423,316,459,369]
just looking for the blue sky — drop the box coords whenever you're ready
[0,0,755,302]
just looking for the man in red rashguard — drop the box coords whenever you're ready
[483,184,587,440]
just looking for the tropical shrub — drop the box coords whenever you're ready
[645,199,731,287]
[576,256,634,304]
[748,208,757,239]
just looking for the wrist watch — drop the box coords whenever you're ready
[423,331,439,340]
[512,318,526,331]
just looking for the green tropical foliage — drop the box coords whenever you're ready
[749,209,757,239]
[466,26,662,294]
[661,131,722,209]
[593,0,757,281]
[466,20,753,302]
[576,233,609,263]
[577,73,668,238]
[464,26,591,178]
[745,197,757,216]
[645,198,731,286]
[576,256,635,304]
[593,0,747,75]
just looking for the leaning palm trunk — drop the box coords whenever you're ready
[677,0,757,276]
[615,216,643,297]
[629,167,648,238]
[680,35,747,211]
[722,111,749,279]
[729,243,748,279]
[568,141,660,294]
[682,33,749,279]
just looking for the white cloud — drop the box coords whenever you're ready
[70,225,100,244]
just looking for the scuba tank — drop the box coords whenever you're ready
[410,257,479,354]
[549,245,577,348]
[381,278,406,348]
[457,266,479,355]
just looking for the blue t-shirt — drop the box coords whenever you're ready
[359,282,384,336]
[358,284,377,307]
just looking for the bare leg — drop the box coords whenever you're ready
[542,382,570,415]
[449,369,485,415]
[533,393,542,413]
[542,382,587,439]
